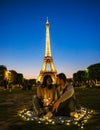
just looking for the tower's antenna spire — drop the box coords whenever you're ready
[46,17,48,23]
[45,16,51,57]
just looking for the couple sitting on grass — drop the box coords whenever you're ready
[32,73,80,120]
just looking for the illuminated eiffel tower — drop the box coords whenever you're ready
[37,18,57,83]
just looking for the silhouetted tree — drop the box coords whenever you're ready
[73,70,85,82]
[0,65,7,87]
[16,73,24,86]
[10,70,17,84]
[88,63,100,81]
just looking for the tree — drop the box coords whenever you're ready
[0,65,7,87]
[16,73,24,86]
[88,63,100,81]
[10,70,17,84]
[73,70,85,82]
[0,65,7,80]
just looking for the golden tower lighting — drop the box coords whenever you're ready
[37,18,57,83]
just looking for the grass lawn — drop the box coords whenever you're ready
[0,87,100,130]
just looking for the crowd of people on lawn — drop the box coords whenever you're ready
[32,73,80,119]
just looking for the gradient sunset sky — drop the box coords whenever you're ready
[0,0,100,79]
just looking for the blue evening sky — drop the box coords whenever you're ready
[0,0,100,79]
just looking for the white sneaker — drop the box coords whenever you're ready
[43,112,53,120]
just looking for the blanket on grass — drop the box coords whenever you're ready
[18,107,93,129]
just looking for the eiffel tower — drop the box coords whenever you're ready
[37,18,57,83]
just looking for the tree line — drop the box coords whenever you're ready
[0,65,36,90]
[0,63,100,89]
[73,63,100,87]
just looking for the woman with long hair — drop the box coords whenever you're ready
[32,75,55,117]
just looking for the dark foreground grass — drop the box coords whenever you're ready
[0,87,100,130]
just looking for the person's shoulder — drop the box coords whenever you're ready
[66,82,74,89]
[66,81,73,86]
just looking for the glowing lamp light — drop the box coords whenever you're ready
[74,121,78,124]
[45,122,49,124]
[81,126,84,129]
[61,120,64,123]
[38,121,41,123]
[78,123,81,126]
[27,118,30,121]
[51,121,55,124]
[66,122,70,125]
[48,119,52,122]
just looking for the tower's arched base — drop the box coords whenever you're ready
[37,71,57,84]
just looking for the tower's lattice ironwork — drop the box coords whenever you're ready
[37,18,57,83]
